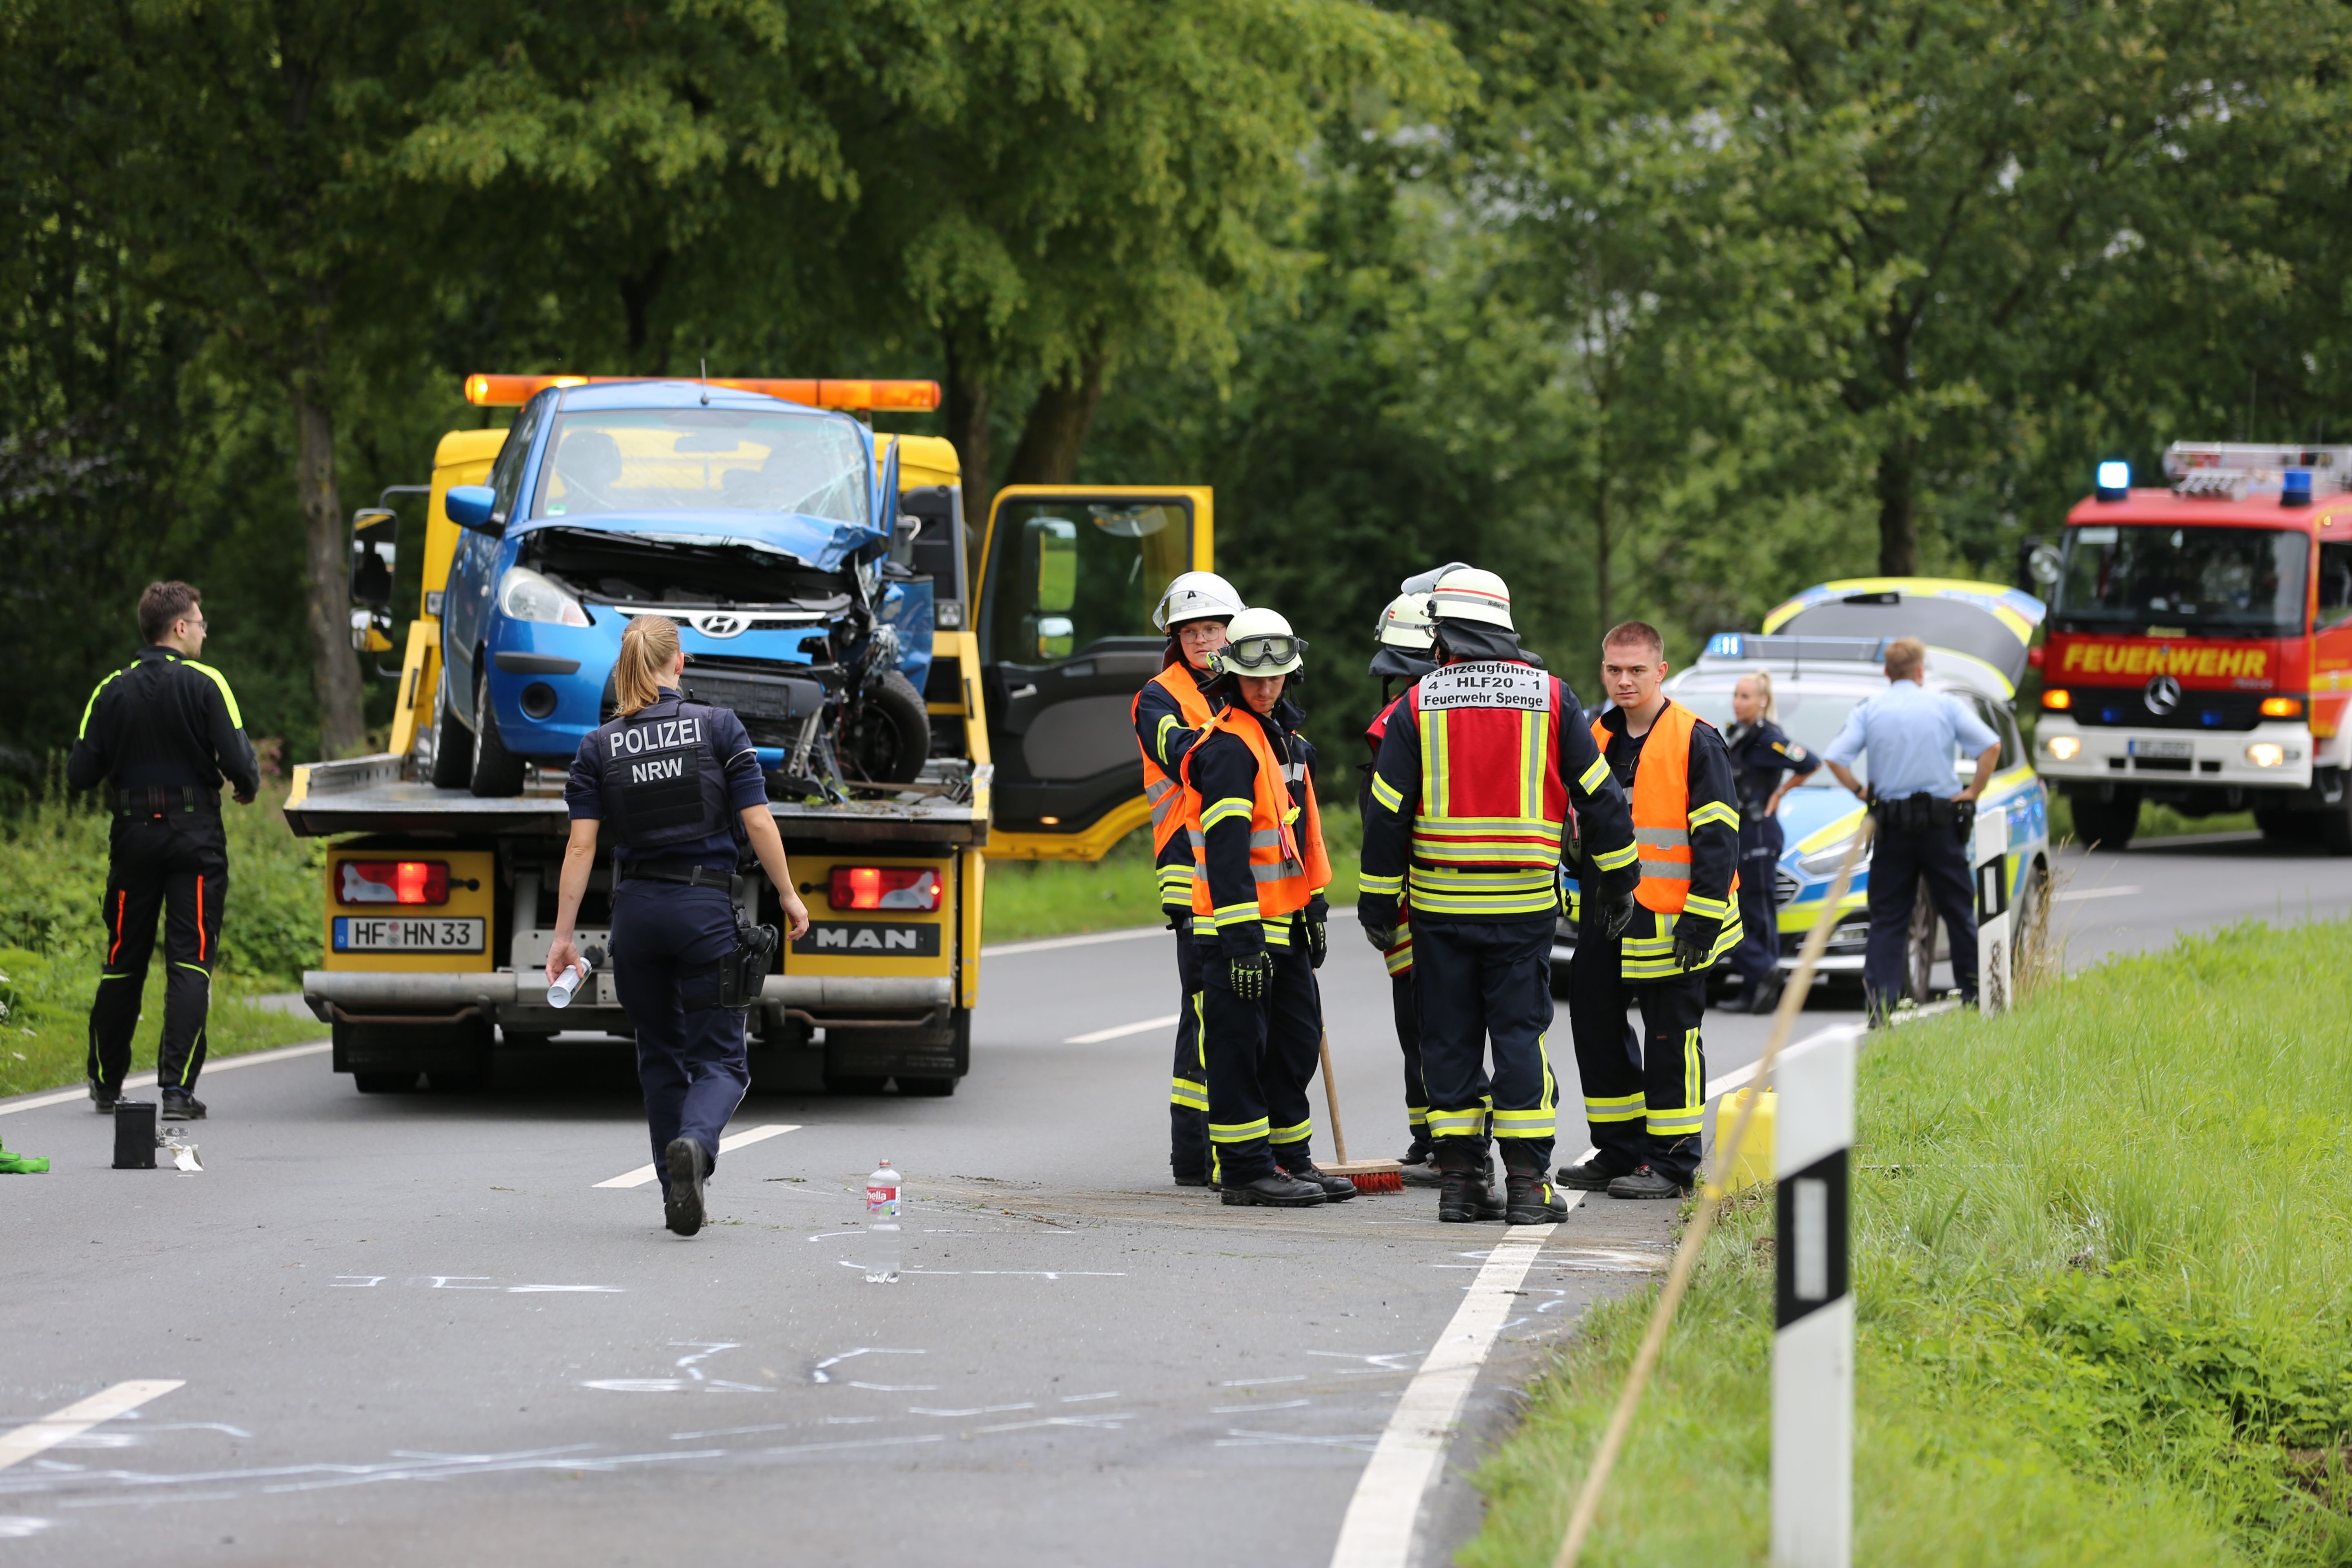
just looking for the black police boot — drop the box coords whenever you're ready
[1221,1168,1326,1208]
[664,1137,710,1236]
[89,1080,118,1114]
[160,1089,206,1121]
[1500,1143,1570,1225]
[1750,970,1785,1016]
[1398,1137,1443,1188]
[1556,1152,1635,1191]
[1280,1160,1359,1203]
[1435,1140,1487,1223]
[1607,1163,1691,1200]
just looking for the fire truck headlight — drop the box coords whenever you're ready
[2044,735,2081,762]
[2246,742,2288,768]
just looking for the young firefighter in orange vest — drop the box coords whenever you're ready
[1133,571,1246,1187]
[1561,621,1744,1200]
[1359,568,1642,1225]
[1178,607,1349,1208]
[1361,587,1445,1187]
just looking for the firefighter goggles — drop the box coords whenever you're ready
[1217,633,1307,672]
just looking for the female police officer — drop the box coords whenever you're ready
[1722,670,1817,1014]
[545,615,811,1236]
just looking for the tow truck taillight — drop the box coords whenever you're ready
[339,860,450,906]
[829,866,942,911]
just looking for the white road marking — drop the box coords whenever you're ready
[594,1124,801,1188]
[0,1041,330,1116]
[1064,1013,1179,1045]
[1327,1220,1562,1568]
[0,1381,184,1474]
[2055,884,2143,902]
[981,926,1163,958]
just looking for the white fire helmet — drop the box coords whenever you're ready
[1375,592,1437,651]
[1429,566,1514,631]
[1209,606,1307,677]
[1152,571,1245,631]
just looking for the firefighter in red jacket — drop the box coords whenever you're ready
[1362,589,1442,1185]
[1360,569,1641,1224]
[1179,608,1351,1208]
[1133,570,1246,1186]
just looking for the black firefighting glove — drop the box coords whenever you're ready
[1672,913,1718,973]
[1230,951,1276,1001]
[1603,889,1638,940]
[1357,892,1398,951]
[1304,895,1330,968]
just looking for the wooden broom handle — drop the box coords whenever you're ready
[1319,1030,1349,1166]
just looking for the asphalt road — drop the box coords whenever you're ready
[7,828,2348,1566]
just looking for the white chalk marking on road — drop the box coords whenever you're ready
[1214,1399,1312,1414]
[0,1041,330,1116]
[508,1284,624,1294]
[908,1403,1034,1417]
[1059,1391,1120,1403]
[973,1413,1132,1434]
[331,1276,385,1287]
[1224,1428,1382,1451]
[1222,1375,1307,1388]
[811,1348,925,1385]
[982,926,1163,958]
[2056,884,2143,901]
[0,1382,183,1474]
[0,1517,53,1538]
[594,1123,802,1188]
[1327,1219,1563,1568]
[583,1379,684,1393]
[1064,1013,1179,1045]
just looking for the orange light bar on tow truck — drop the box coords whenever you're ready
[462,373,941,412]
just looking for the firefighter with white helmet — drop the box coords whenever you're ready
[1178,607,1350,1206]
[1360,568,1642,1223]
[1135,570,1246,1185]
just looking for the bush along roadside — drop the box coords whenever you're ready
[1464,918,2352,1567]
[0,778,328,1099]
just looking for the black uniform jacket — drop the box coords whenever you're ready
[1184,694,1326,960]
[1359,664,1639,924]
[69,646,259,800]
[1724,718,1819,847]
[1584,704,1741,944]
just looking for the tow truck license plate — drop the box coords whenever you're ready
[333,916,485,953]
[2127,739,2192,761]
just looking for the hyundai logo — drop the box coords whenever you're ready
[692,612,748,639]
[2144,673,2181,715]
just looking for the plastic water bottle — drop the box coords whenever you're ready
[864,1160,902,1283]
[547,944,605,1009]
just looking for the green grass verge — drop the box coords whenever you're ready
[0,781,327,1098]
[2045,790,2254,843]
[981,807,1362,945]
[1465,918,2352,1567]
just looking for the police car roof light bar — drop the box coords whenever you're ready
[463,373,943,413]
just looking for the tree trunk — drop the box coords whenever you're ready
[619,252,672,374]
[1003,352,1109,486]
[1876,437,1918,576]
[292,370,365,759]
[945,330,993,525]
[1594,474,1612,642]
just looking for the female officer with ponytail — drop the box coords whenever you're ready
[546,616,811,1236]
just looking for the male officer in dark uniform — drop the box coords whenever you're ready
[70,581,260,1120]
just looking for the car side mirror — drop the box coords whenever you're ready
[446,484,501,534]
[1027,517,1077,614]
[349,508,396,608]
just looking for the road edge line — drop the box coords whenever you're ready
[981,926,1163,958]
[0,1040,331,1117]
[1327,1218,1564,1568]
[0,1380,184,1473]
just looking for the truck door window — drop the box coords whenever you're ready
[2319,542,2352,629]
[985,499,1192,665]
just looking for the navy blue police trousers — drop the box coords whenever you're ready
[610,882,749,1194]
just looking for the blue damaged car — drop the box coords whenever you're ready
[429,380,935,796]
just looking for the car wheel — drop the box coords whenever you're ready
[826,1074,889,1096]
[2254,806,2308,844]
[1904,884,1936,1004]
[469,666,528,797]
[2069,786,2138,849]
[429,668,475,789]
[842,670,931,784]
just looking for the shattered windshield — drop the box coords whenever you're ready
[531,407,870,527]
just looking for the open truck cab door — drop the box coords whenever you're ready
[973,485,1213,860]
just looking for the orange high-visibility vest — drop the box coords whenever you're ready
[1183,709,1332,926]
[1590,700,1739,915]
[1135,663,1216,855]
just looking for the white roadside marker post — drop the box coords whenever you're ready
[1771,1025,1859,1568]
[1973,807,2011,1015]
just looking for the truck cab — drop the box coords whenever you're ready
[298,373,1214,1096]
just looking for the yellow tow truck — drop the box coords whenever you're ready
[286,371,1211,1095]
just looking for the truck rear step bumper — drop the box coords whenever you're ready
[302,970,953,1022]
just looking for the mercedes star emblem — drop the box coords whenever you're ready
[2143,673,2181,715]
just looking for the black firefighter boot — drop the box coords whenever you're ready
[1435,1138,1485,1223]
[1500,1141,1570,1225]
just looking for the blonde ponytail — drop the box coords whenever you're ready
[1742,668,1778,722]
[613,616,682,716]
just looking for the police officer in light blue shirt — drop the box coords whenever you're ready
[1821,636,2002,1020]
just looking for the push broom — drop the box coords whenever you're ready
[1316,1030,1404,1193]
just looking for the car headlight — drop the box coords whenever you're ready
[1794,836,1870,878]
[498,566,589,626]
[2044,735,2081,761]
